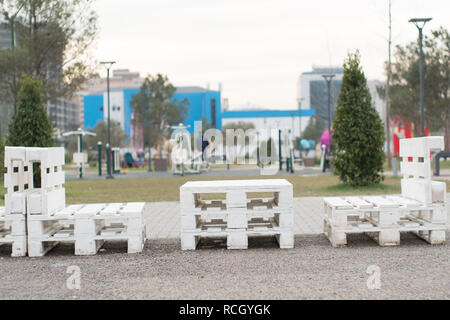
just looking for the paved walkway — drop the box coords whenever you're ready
[144,195,450,239]
[65,166,325,181]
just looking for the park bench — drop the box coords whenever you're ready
[3,147,146,257]
[180,179,294,250]
[27,202,146,257]
[323,136,447,247]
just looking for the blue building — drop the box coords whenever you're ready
[83,86,222,146]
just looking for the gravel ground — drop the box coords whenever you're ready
[0,232,448,300]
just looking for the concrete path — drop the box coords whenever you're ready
[65,167,325,181]
[144,195,450,240]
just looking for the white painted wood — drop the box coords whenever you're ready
[399,136,444,158]
[323,197,353,210]
[344,197,374,209]
[227,229,248,249]
[227,211,248,229]
[362,196,400,209]
[27,188,66,216]
[180,179,294,250]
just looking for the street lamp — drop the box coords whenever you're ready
[322,74,335,133]
[409,18,432,137]
[297,98,304,155]
[100,61,116,179]
[6,3,25,113]
[297,98,303,139]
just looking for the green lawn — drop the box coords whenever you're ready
[1,174,448,206]
[439,160,450,169]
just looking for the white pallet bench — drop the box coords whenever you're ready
[27,202,146,257]
[0,207,27,257]
[323,136,447,247]
[323,196,447,247]
[3,147,146,257]
[180,179,294,250]
[181,226,293,250]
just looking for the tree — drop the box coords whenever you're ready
[131,74,188,157]
[379,26,450,151]
[300,115,324,142]
[222,121,255,132]
[0,0,98,105]
[84,120,128,151]
[7,75,54,147]
[332,51,385,186]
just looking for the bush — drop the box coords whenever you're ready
[65,152,73,165]
[7,75,54,147]
[332,51,385,186]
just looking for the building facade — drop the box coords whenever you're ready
[83,86,222,150]
[0,23,12,50]
[0,22,83,136]
[47,98,81,134]
[222,109,316,139]
[297,66,344,131]
[297,66,386,134]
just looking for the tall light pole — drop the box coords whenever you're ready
[322,74,335,133]
[100,61,116,179]
[409,17,432,137]
[6,3,25,113]
[297,98,303,138]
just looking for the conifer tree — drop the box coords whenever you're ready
[332,51,385,186]
[7,75,54,147]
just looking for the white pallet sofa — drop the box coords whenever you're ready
[323,136,447,247]
[2,147,34,256]
[180,179,294,250]
[2,147,146,257]
[27,202,146,257]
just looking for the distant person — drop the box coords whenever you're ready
[320,128,332,155]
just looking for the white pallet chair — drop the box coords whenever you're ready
[399,136,446,205]
[25,147,66,217]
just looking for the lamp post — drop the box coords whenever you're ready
[297,98,304,157]
[7,3,25,113]
[297,98,303,139]
[409,17,432,137]
[147,118,152,172]
[100,61,116,179]
[322,74,335,133]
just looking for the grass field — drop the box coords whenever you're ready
[1,173,449,206]
[439,160,450,169]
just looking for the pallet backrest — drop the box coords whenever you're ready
[4,147,33,194]
[25,147,65,192]
[399,136,444,203]
[399,137,443,179]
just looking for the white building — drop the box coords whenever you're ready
[297,66,386,133]
[221,109,316,139]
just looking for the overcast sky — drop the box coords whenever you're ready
[92,0,450,110]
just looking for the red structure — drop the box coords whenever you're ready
[390,116,430,157]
